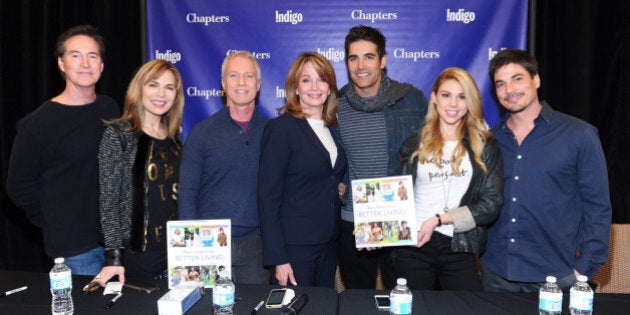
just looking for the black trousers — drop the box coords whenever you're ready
[392,231,481,291]
[337,220,396,289]
[271,241,337,288]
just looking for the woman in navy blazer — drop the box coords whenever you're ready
[258,52,348,288]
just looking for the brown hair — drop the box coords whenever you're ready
[55,24,105,59]
[488,49,539,82]
[279,52,339,127]
[55,24,106,79]
[114,59,184,139]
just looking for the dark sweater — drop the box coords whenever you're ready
[6,95,120,258]
[178,106,267,240]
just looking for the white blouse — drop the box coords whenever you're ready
[306,118,338,167]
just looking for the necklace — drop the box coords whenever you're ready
[442,176,451,213]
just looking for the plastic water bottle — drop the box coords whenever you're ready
[539,276,563,315]
[570,275,593,315]
[213,270,235,315]
[390,278,412,315]
[50,257,73,315]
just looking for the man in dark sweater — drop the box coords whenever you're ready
[6,25,120,275]
[178,51,268,284]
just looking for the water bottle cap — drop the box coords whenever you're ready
[545,276,557,283]
[54,257,64,264]
[577,275,588,282]
[396,278,407,285]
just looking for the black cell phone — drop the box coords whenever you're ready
[265,289,288,309]
[374,295,390,311]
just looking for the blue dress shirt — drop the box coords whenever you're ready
[482,101,611,282]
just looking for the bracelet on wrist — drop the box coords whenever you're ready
[435,214,442,227]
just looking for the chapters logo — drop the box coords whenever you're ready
[186,13,230,26]
[275,10,303,24]
[317,48,344,62]
[187,86,224,100]
[226,49,271,60]
[393,48,440,62]
[351,9,398,23]
[446,9,476,24]
[155,50,182,64]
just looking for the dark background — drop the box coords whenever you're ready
[1,1,628,271]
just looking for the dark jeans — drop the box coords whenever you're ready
[64,246,104,276]
[337,220,396,289]
[232,236,269,285]
[481,265,577,293]
[392,232,481,291]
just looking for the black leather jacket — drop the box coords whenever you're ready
[398,133,503,254]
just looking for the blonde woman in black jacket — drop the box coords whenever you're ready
[395,67,503,291]
[93,59,184,286]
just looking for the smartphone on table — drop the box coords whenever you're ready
[265,288,291,309]
[374,295,390,311]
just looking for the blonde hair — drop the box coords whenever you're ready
[279,52,339,127]
[412,67,491,175]
[114,59,184,139]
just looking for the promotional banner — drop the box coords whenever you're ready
[146,0,528,137]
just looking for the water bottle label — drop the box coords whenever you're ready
[213,285,235,306]
[391,295,412,314]
[393,302,412,314]
[50,271,72,290]
[570,291,593,310]
[539,292,562,312]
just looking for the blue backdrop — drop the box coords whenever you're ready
[146,0,528,137]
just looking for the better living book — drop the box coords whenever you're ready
[166,219,231,289]
[351,175,417,248]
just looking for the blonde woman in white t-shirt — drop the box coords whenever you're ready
[395,67,503,291]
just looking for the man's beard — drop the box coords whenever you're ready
[503,92,526,113]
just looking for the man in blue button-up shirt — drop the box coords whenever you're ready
[481,49,612,292]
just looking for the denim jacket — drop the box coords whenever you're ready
[382,88,427,175]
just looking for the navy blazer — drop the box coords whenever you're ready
[258,114,348,266]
